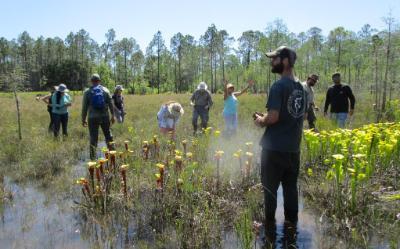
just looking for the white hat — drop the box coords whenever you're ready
[115,85,124,91]
[167,102,184,118]
[55,84,69,93]
[197,82,208,90]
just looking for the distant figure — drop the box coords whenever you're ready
[302,74,319,130]
[36,89,55,133]
[223,79,254,136]
[324,72,355,128]
[51,84,72,138]
[190,82,213,135]
[157,101,184,139]
[112,85,125,123]
[82,74,115,160]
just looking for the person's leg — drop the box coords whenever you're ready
[232,113,238,134]
[261,149,283,223]
[53,114,61,137]
[192,107,199,134]
[200,107,209,130]
[281,152,300,224]
[337,112,348,128]
[100,116,114,149]
[61,113,68,136]
[88,117,100,160]
[48,110,54,133]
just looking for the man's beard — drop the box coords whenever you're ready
[271,61,284,74]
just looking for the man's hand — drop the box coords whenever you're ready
[82,121,88,127]
[204,105,209,110]
[314,106,319,111]
[111,116,115,124]
[349,109,354,116]
[254,113,265,127]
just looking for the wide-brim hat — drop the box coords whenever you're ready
[115,85,124,91]
[55,83,69,93]
[167,102,184,118]
[197,82,208,90]
[226,83,234,89]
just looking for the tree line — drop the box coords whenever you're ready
[0,18,399,110]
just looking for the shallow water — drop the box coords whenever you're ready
[0,141,393,249]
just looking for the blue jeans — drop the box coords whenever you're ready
[53,113,68,137]
[192,105,209,132]
[331,112,348,128]
[223,113,238,135]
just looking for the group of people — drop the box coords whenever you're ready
[36,45,356,243]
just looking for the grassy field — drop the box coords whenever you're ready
[0,91,399,249]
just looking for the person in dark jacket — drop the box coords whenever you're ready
[324,72,355,128]
[190,82,213,135]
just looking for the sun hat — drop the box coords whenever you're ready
[226,83,234,89]
[167,102,184,118]
[197,82,208,90]
[115,85,124,91]
[55,83,69,93]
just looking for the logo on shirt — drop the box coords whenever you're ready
[287,89,306,118]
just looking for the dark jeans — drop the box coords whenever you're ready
[192,105,209,132]
[53,113,68,137]
[88,116,113,160]
[261,149,300,224]
[48,110,55,133]
[306,106,316,129]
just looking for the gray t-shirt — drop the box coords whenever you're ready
[260,77,307,152]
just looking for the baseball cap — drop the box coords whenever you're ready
[265,46,297,66]
[91,73,101,81]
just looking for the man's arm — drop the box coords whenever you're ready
[347,86,355,115]
[208,91,213,107]
[255,110,279,127]
[324,89,331,115]
[81,91,89,124]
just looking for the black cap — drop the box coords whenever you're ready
[91,73,101,81]
[265,46,297,66]
[332,72,341,78]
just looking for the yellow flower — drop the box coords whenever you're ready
[245,152,253,157]
[214,130,221,137]
[332,154,345,160]
[156,163,165,170]
[307,168,313,176]
[109,150,117,155]
[155,173,161,180]
[186,152,193,158]
[120,164,129,170]
[87,161,97,168]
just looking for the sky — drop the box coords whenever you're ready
[1,0,399,50]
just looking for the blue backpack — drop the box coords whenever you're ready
[90,85,105,109]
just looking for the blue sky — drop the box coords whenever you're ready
[1,0,399,50]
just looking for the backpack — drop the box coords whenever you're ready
[90,85,105,109]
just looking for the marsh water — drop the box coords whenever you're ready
[0,142,393,249]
